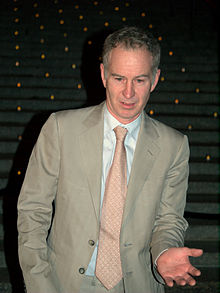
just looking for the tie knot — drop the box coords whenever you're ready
[114,126,128,142]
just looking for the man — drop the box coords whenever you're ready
[17,26,203,293]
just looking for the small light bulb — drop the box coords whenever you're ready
[206,155,211,161]
[174,99,179,104]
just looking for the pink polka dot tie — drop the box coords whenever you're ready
[96,126,128,290]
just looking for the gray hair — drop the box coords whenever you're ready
[102,26,161,79]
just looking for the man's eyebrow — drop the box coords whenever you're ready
[135,74,149,78]
[111,73,125,78]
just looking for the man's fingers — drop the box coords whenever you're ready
[189,266,201,277]
[164,271,200,287]
[188,248,203,257]
[183,274,197,286]
[175,276,186,286]
[164,277,174,287]
[188,278,196,286]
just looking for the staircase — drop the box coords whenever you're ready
[0,0,219,292]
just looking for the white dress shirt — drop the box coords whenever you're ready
[85,107,141,275]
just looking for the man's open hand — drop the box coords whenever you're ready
[157,247,203,287]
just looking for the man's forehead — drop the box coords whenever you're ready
[107,46,153,69]
[107,46,153,64]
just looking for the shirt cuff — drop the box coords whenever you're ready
[155,248,169,266]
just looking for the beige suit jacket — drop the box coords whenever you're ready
[17,102,189,293]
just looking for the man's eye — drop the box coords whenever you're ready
[136,79,144,83]
[115,77,123,82]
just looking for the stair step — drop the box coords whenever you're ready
[184,131,220,144]
[184,240,219,253]
[185,202,219,214]
[150,92,219,104]
[185,225,219,241]
[187,193,219,203]
[188,181,219,194]
[165,280,220,293]
[153,116,219,131]
[157,81,219,92]
[189,162,219,175]
[0,87,88,100]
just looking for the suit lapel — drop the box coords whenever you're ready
[122,113,161,228]
[79,103,105,222]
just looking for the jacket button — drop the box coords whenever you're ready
[88,240,95,246]
[79,268,85,274]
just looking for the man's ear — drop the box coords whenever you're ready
[150,69,161,92]
[100,63,106,88]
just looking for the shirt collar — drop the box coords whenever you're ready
[104,106,141,141]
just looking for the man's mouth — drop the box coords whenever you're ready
[121,101,135,107]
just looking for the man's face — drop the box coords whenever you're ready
[100,46,160,124]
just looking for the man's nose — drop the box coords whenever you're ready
[122,81,135,99]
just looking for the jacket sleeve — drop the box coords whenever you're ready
[150,134,189,283]
[17,113,60,293]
